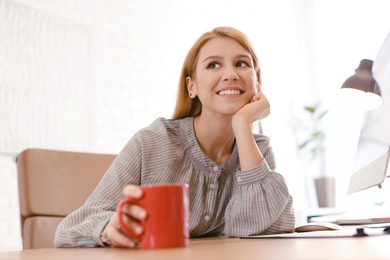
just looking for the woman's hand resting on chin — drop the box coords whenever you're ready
[231,91,270,170]
[232,91,270,129]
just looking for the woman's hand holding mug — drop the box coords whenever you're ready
[102,184,190,249]
[101,185,147,248]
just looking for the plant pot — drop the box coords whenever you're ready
[315,177,335,208]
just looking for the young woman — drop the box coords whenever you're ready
[54,26,295,248]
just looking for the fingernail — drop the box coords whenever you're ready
[134,226,143,235]
[135,189,143,197]
[138,210,147,219]
[128,240,135,247]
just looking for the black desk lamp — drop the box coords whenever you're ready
[340,59,383,110]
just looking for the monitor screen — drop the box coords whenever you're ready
[348,31,390,194]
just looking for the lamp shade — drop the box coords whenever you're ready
[340,59,383,110]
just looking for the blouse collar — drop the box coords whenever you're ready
[179,117,239,173]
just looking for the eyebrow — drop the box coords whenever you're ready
[202,54,252,63]
[202,55,223,63]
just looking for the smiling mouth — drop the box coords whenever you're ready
[217,90,243,95]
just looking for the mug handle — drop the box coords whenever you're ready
[116,198,144,240]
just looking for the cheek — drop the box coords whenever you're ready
[241,70,258,90]
[194,73,219,92]
[244,74,258,94]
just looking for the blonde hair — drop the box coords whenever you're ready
[172,26,262,119]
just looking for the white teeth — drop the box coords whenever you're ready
[218,90,241,95]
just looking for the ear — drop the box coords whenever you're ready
[186,77,197,98]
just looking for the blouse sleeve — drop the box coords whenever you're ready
[223,140,295,237]
[54,137,143,247]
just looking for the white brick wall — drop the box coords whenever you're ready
[3,0,280,251]
[0,155,21,251]
[0,0,318,251]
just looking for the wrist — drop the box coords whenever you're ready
[232,115,252,136]
[100,230,115,247]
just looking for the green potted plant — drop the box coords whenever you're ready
[293,102,334,208]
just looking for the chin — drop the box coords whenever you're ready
[222,106,243,116]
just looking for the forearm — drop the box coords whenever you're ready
[232,116,263,171]
[55,141,142,248]
[54,206,113,247]
[260,196,295,235]
[224,162,295,237]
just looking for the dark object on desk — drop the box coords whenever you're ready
[383,226,390,233]
[353,228,368,237]
[295,222,341,232]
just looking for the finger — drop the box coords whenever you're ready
[253,107,271,121]
[121,203,148,221]
[123,185,144,199]
[119,212,144,236]
[108,224,138,248]
[257,93,270,108]
[251,92,263,103]
[112,232,138,248]
[105,213,138,248]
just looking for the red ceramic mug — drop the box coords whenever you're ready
[117,184,190,249]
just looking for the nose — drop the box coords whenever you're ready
[223,65,239,81]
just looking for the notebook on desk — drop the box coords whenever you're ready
[241,225,388,239]
[309,212,390,225]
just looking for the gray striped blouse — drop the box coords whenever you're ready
[54,117,295,247]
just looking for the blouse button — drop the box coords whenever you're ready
[209,183,215,190]
[204,215,211,221]
[213,165,219,172]
[237,176,242,182]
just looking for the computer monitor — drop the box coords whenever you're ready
[347,31,390,195]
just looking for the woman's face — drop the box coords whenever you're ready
[187,36,258,117]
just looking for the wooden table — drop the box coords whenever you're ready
[2,235,390,260]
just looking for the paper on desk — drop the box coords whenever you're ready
[241,228,386,239]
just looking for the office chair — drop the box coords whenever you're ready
[17,148,116,249]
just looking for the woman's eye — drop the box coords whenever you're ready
[236,61,250,68]
[207,62,221,69]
